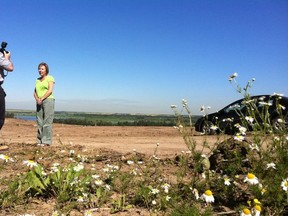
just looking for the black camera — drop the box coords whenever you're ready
[0,41,8,54]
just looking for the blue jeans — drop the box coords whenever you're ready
[36,98,55,145]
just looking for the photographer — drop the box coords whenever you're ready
[0,41,14,151]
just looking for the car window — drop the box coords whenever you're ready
[224,102,245,113]
[256,97,273,111]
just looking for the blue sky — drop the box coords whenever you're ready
[2,0,288,115]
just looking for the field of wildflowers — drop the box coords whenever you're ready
[0,73,287,215]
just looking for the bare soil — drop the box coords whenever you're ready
[0,118,224,216]
[1,118,223,157]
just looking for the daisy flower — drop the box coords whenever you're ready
[182,99,188,106]
[84,210,92,216]
[245,116,254,124]
[266,162,276,170]
[240,208,252,216]
[281,178,288,191]
[228,72,238,81]
[73,163,84,172]
[223,118,233,122]
[95,179,103,186]
[150,188,160,195]
[249,143,259,152]
[19,214,36,216]
[104,184,111,191]
[191,188,199,200]
[224,176,231,186]
[261,188,267,195]
[201,190,215,203]
[210,125,218,131]
[51,211,59,216]
[130,168,138,175]
[165,195,171,201]
[238,126,247,135]
[234,134,245,142]
[161,183,171,193]
[244,173,259,185]
[252,205,261,216]
[0,154,14,162]
[23,160,38,168]
[92,174,100,179]
[77,195,84,202]
[127,160,134,165]
[200,105,205,112]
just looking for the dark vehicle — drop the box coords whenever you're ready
[195,95,288,135]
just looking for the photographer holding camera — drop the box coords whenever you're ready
[0,41,14,151]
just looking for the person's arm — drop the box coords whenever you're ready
[3,52,14,71]
[34,88,42,105]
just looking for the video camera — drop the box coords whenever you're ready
[0,41,9,55]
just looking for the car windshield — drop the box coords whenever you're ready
[224,101,245,113]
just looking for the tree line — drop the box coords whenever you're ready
[53,118,176,126]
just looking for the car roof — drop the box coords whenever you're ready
[220,94,288,111]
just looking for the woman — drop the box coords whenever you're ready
[34,62,55,146]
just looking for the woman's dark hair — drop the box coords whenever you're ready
[38,62,49,74]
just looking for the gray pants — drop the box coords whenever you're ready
[36,98,55,145]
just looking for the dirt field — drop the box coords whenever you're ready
[0,118,225,215]
[1,118,222,157]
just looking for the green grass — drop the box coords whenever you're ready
[7,110,201,126]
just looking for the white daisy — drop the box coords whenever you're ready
[73,163,84,172]
[182,99,188,106]
[240,208,252,216]
[244,173,259,185]
[249,143,260,152]
[245,116,254,124]
[165,195,171,201]
[281,178,288,191]
[18,214,36,216]
[252,205,261,216]
[51,211,59,216]
[161,183,171,193]
[150,188,160,195]
[84,210,92,216]
[201,190,215,203]
[266,162,276,170]
[23,160,38,168]
[238,126,247,135]
[234,134,245,142]
[210,125,218,131]
[228,72,238,81]
[95,179,103,186]
[224,176,231,186]
[192,188,199,200]
[127,160,134,165]
[77,195,84,202]
[92,174,100,179]
[104,184,111,191]
[0,154,14,162]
